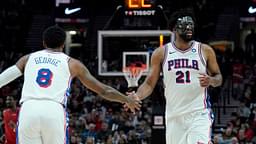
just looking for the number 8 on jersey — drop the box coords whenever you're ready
[36,68,53,88]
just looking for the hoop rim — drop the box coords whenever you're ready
[123,65,146,77]
[122,65,146,72]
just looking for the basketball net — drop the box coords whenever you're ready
[123,65,145,88]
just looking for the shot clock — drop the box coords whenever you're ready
[124,0,156,16]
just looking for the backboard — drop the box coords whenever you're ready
[98,30,173,76]
[123,51,149,76]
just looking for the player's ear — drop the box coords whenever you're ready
[61,44,65,50]
[171,24,177,32]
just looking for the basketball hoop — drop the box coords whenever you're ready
[123,63,146,88]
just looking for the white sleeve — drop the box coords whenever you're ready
[0,65,22,88]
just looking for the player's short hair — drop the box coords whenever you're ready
[43,25,66,49]
[168,8,196,31]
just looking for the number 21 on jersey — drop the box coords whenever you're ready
[176,70,190,83]
[36,68,53,88]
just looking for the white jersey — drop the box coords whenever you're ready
[162,41,210,119]
[21,50,71,106]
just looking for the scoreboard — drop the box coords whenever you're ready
[54,0,167,29]
[126,0,152,8]
[124,0,156,16]
[122,0,167,29]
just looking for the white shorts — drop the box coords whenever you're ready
[17,100,68,144]
[166,109,213,144]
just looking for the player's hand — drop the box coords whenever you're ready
[124,91,141,113]
[198,73,210,87]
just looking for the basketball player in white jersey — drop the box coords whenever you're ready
[126,9,222,144]
[0,25,141,144]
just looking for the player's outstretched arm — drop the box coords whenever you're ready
[134,47,163,101]
[69,58,141,112]
[199,44,222,87]
[0,55,29,88]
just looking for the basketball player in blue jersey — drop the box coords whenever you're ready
[0,25,141,144]
[126,9,222,144]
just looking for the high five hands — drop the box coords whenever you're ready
[124,91,141,114]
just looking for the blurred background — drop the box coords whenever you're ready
[0,0,256,144]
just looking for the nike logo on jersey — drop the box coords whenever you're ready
[248,6,256,14]
[169,51,176,54]
[65,7,81,15]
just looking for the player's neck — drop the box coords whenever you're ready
[174,39,193,51]
[45,48,63,52]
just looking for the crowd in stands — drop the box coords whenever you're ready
[212,49,256,144]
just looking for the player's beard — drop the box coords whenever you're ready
[180,33,193,42]
[176,27,194,42]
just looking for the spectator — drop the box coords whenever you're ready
[85,136,94,144]
[237,100,251,123]
[220,127,236,143]
[97,121,112,142]
[106,135,113,144]
[81,123,97,143]
[2,95,19,144]
[245,29,256,60]
[237,128,246,143]
[70,133,78,144]
[232,58,245,99]
[244,123,254,142]
[231,137,239,144]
